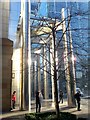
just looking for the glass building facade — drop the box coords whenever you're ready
[30,1,88,95]
[47,2,88,86]
[9,0,89,111]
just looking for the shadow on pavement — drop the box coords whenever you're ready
[60,106,76,110]
[1,115,25,120]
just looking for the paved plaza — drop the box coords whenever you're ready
[0,98,89,120]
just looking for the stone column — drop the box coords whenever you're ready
[68,9,76,106]
[37,55,41,92]
[20,34,24,110]
[50,37,54,106]
[1,38,13,112]
[34,61,37,96]
[61,8,72,106]
[43,45,48,99]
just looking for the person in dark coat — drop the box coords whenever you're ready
[59,90,63,103]
[74,90,81,111]
[36,91,41,113]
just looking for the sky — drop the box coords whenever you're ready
[8,1,21,41]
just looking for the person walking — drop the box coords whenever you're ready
[39,91,43,109]
[36,91,41,113]
[74,90,81,111]
[11,91,16,109]
[59,90,63,104]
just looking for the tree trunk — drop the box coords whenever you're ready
[52,28,59,117]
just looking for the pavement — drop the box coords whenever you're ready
[0,98,89,120]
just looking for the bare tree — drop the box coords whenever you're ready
[30,2,88,117]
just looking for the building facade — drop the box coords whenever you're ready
[11,1,89,111]
[1,38,13,112]
[0,1,14,112]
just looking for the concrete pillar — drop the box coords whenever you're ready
[1,38,13,112]
[21,1,29,110]
[61,8,72,106]
[34,61,37,95]
[20,33,24,110]
[36,58,38,92]
[28,0,32,112]
[50,38,54,106]
[47,43,52,99]
[43,45,48,99]
[68,9,76,105]
[37,55,41,91]
[56,51,60,101]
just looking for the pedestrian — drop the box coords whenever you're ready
[59,90,63,103]
[36,91,41,113]
[39,91,43,109]
[11,91,16,109]
[74,90,81,111]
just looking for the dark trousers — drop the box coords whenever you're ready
[12,100,15,109]
[36,102,41,113]
[77,101,80,110]
[60,97,63,103]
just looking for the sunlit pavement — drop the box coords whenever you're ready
[61,98,89,119]
[0,98,89,120]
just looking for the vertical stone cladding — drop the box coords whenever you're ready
[1,38,13,112]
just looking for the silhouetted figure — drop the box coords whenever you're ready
[39,91,43,109]
[36,91,41,113]
[11,91,16,109]
[74,91,81,111]
[59,90,63,103]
